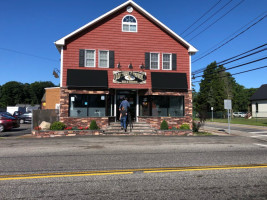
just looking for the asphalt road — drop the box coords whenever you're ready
[0,136,266,199]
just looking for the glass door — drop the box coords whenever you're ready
[116,90,136,121]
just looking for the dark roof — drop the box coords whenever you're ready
[250,84,267,101]
[151,72,188,90]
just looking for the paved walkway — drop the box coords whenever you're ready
[201,122,267,142]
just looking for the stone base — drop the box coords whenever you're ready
[32,129,192,138]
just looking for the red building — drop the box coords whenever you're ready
[55,0,197,130]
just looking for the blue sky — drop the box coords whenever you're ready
[0,0,266,91]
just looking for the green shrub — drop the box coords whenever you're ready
[193,121,201,132]
[180,123,190,130]
[50,121,66,130]
[160,120,169,130]
[89,120,99,130]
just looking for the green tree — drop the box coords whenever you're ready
[0,81,25,106]
[29,81,55,104]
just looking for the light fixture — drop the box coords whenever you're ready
[117,62,121,68]
[128,63,133,69]
[140,63,144,69]
[53,68,60,78]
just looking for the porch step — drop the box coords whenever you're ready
[103,122,157,134]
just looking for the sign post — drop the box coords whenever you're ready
[224,99,232,134]
[211,107,214,122]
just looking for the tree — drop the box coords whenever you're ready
[29,81,55,104]
[0,81,26,106]
[196,62,231,113]
[194,61,258,115]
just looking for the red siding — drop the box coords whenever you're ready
[62,7,190,89]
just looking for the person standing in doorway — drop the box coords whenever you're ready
[119,97,130,112]
[119,106,127,132]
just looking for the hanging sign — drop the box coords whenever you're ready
[113,71,146,84]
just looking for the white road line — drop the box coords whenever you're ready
[251,135,267,138]
[254,143,267,148]
[249,131,267,134]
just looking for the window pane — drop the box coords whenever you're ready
[85,50,95,67]
[100,60,108,67]
[99,51,108,67]
[69,94,107,117]
[163,62,170,69]
[86,59,94,67]
[123,24,129,31]
[163,54,170,62]
[69,95,88,117]
[139,96,184,117]
[130,25,136,32]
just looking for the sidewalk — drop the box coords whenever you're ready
[201,121,267,138]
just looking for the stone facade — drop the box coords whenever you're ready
[59,88,192,130]
[138,90,193,129]
[59,87,110,129]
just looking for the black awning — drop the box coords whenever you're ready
[67,69,108,88]
[151,72,188,90]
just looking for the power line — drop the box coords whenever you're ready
[0,47,58,62]
[192,12,267,63]
[217,43,267,64]
[192,43,267,75]
[188,0,245,42]
[192,65,267,83]
[180,0,222,36]
[183,0,233,38]
[193,57,267,79]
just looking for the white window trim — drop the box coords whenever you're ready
[150,53,160,70]
[162,53,172,70]
[122,15,138,32]
[85,49,96,67]
[98,50,109,68]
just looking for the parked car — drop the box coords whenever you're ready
[13,111,23,118]
[233,112,246,118]
[19,112,32,124]
[0,114,20,132]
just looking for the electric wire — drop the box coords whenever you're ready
[183,0,233,38]
[0,47,58,62]
[192,43,267,75]
[193,57,267,79]
[188,0,245,42]
[192,12,267,63]
[192,65,267,83]
[180,0,222,36]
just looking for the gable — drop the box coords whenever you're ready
[55,0,197,53]
[250,84,267,101]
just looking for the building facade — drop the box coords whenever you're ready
[55,0,197,129]
[250,84,267,118]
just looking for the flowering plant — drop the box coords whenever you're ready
[34,126,41,131]
[64,127,73,130]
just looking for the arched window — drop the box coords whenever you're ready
[122,15,137,32]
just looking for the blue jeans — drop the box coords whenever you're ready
[121,116,127,129]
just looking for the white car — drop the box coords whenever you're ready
[233,112,246,118]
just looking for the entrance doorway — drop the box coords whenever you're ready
[116,90,136,121]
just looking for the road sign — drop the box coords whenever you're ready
[224,100,232,110]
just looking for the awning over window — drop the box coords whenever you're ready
[67,69,108,88]
[151,72,188,90]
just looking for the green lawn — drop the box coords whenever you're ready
[204,118,267,127]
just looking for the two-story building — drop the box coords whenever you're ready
[55,0,197,129]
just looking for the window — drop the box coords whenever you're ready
[150,53,159,69]
[69,94,112,117]
[99,50,109,68]
[122,15,137,32]
[139,96,184,117]
[85,50,95,67]
[256,103,259,113]
[162,53,172,70]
